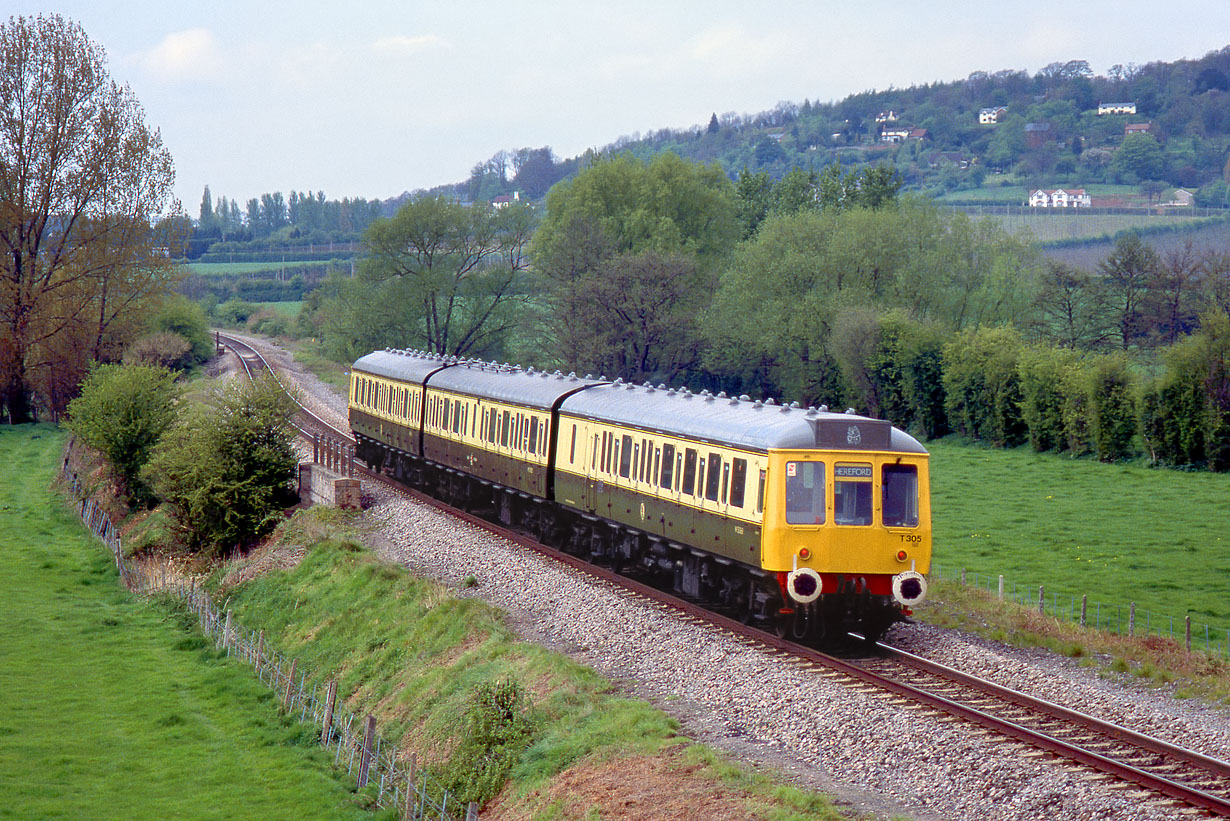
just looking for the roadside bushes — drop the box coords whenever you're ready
[942,327,1027,447]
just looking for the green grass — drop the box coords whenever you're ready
[929,439,1230,635]
[184,261,326,276]
[214,512,848,818]
[0,425,384,820]
[256,301,303,318]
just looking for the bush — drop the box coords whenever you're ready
[141,373,299,554]
[432,679,538,807]
[942,326,1026,446]
[124,332,194,371]
[146,294,213,366]
[215,298,260,326]
[1087,354,1138,461]
[65,364,181,505]
[1018,345,1080,452]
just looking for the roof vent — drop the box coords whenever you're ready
[765,398,776,406]
[845,407,856,414]
[790,401,800,408]
[754,400,763,408]
[819,404,829,412]
[526,366,534,373]
[614,377,624,384]
[717,391,727,399]
[739,394,751,401]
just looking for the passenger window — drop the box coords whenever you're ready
[453,400,462,434]
[730,458,747,508]
[721,462,729,504]
[882,464,919,527]
[705,453,722,502]
[786,461,825,524]
[682,450,697,495]
[633,443,641,481]
[641,439,651,482]
[660,444,675,489]
[529,417,539,455]
[756,469,766,514]
[501,410,511,447]
[570,425,577,463]
[619,435,633,478]
[835,463,873,526]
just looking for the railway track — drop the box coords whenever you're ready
[216,331,1230,817]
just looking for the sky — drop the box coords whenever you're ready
[12,1,1230,214]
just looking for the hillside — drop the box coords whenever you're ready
[453,48,1230,208]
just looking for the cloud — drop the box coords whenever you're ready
[372,34,450,57]
[140,28,223,83]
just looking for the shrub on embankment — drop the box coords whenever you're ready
[211,512,844,818]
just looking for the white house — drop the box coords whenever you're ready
[979,106,1007,124]
[1098,102,1137,115]
[1029,188,1092,208]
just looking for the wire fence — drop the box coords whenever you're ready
[931,562,1230,657]
[67,473,476,820]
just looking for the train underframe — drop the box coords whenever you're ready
[359,436,903,644]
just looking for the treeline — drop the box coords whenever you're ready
[290,150,1230,473]
[188,186,392,257]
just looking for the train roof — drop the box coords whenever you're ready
[429,362,604,410]
[351,350,926,455]
[560,381,927,455]
[352,349,451,384]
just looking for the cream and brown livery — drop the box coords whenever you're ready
[349,348,931,642]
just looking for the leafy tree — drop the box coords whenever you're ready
[142,373,299,554]
[65,363,181,505]
[533,153,737,373]
[144,294,214,366]
[0,14,180,423]
[1111,133,1167,182]
[347,196,535,358]
[941,326,1026,446]
[1086,354,1137,461]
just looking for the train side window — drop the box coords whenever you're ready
[756,469,766,514]
[721,462,729,504]
[529,417,539,455]
[641,439,651,482]
[705,452,722,502]
[882,464,919,527]
[570,425,577,464]
[614,435,628,478]
[682,449,697,495]
[675,452,683,491]
[653,448,661,487]
[501,410,511,447]
[592,434,599,470]
[471,403,477,437]
[786,461,825,524]
[730,458,747,508]
[632,443,641,481]
[660,444,675,489]
[454,401,463,434]
[602,431,611,473]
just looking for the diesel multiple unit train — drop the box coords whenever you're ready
[348,348,931,641]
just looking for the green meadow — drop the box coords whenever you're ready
[929,439,1230,637]
[0,426,384,820]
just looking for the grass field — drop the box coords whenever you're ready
[256,301,303,318]
[0,426,383,820]
[184,261,338,277]
[928,439,1230,639]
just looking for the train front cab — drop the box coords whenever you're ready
[760,447,931,637]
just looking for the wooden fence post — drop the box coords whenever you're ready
[1080,595,1087,627]
[403,752,418,821]
[1186,615,1192,653]
[357,715,377,788]
[283,658,298,709]
[321,679,337,746]
[997,574,1003,599]
[1129,602,1136,637]
[1038,585,1044,615]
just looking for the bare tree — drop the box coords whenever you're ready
[0,14,179,422]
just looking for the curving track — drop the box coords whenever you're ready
[216,331,1230,817]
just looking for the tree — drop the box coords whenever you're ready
[0,14,179,423]
[532,153,737,373]
[1099,232,1160,348]
[1032,261,1113,350]
[707,112,720,134]
[1111,133,1166,182]
[65,363,181,505]
[142,373,299,554]
[324,196,535,359]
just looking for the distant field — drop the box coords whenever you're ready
[929,439,1230,641]
[0,426,378,820]
[257,301,303,317]
[974,209,1217,243]
[185,261,334,276]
